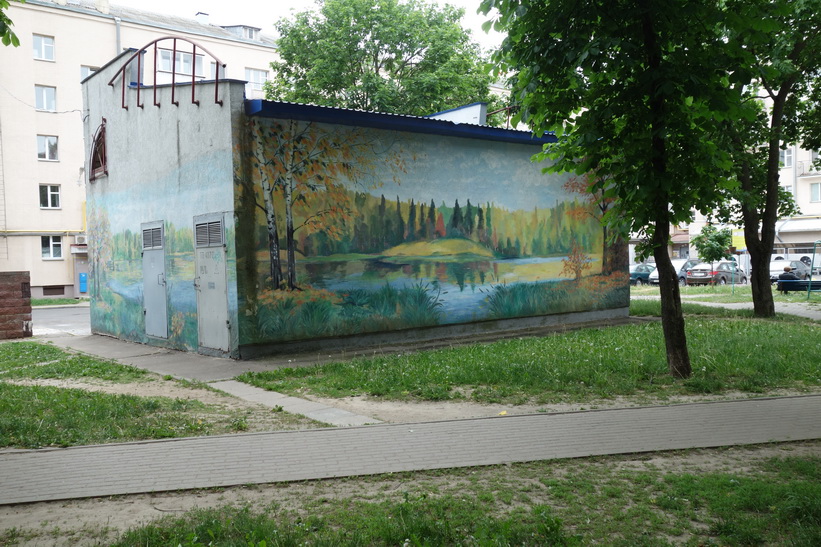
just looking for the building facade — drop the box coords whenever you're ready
[0,0,277,298]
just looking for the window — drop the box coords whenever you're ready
[35,85,56,111]
[243,27,259,41]
[779,147,793,168]
[158,49,204,77]
[39,185,60,208]
[245,68,268,92]
[89,119,107,181]
[811,183,821,203]
[41,236,62,259]
[80,65,99,80]
[33,35,55,61]
[37,135,58,161]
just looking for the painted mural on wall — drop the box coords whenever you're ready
[86,150,238,353]
[235,118,628,346]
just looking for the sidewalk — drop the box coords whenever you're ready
[2,395,819,505]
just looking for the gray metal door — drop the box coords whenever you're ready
[194,214,229,352]
[141,221,168,339]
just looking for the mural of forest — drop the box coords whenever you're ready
[235,118,628,346]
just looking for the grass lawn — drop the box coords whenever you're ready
[96,449,820,546]
[0,341,295,449]
[632,282,821,306]
[238,303,821,405]
[31,297,87,306]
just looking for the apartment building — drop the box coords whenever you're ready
[0,0,278,297]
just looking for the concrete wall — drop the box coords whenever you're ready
[0,272,33,340]
[83,56,245,355]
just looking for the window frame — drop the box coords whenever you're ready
[157,48,205,77]
[811,182,821,203]
[245,68,268,92]
[41,235,63,260]
[39,185,61,209]
[33,34,55,61]
[34,85,56,111]
[779,147,793,168]
[89,119,108,181]
[37,135,58,161]
[80,65,99,80]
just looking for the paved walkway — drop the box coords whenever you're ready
[2,395,819,505]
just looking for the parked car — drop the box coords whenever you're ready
[630,263,656,286]
[769,260,811,283]
[648,258,701,286]
[686,261,747,286]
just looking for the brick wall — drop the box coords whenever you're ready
[0,271,33,340]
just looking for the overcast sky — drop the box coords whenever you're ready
[113,0,505,53]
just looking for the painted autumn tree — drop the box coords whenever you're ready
[266,0,494,117]
[482,0,744,378]
[563,172,624,275]
[86,204,112,300]
[243,119,405,291]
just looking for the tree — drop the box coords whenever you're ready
[267,0,494,116]
[690,224,733,267]
[482,0,743,378]
[718,0,821,317]
[1,0,23,47]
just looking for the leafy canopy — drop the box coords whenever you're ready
[691,225,733,265]
[481,0,746,246]
[267,0,495,117]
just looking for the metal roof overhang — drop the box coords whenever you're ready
[776,217,821,234]
[245,100,557,146]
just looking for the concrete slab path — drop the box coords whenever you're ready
[1,395,818,505]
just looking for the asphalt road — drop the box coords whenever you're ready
[32,306,91,337]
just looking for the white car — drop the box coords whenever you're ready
[648,258,701,286]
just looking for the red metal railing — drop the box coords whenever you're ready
[107,36,226,110]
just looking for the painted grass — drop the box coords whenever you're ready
[238,316,821,404]
[107,453,821,546]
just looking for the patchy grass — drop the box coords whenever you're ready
[0,341,318,449]
[0,341,148,383]
[31,297,87,306]
[105,452,821,546]
[238,316,821,405]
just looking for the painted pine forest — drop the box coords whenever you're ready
[236,118,628,346]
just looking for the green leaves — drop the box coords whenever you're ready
[1,0,24,47]
[268,0,494,118]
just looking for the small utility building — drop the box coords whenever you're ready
[82,41,628,359]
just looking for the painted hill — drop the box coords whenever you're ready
[382,238,495,259]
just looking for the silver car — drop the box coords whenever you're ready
[648,258,701,286]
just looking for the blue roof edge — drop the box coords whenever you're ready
[245,100,556,146]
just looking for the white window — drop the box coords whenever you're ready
[779,147,793,168]
[33,35,55,61]
[41,235,62,259]
[245,68,268,92]
[244,27,259,41]
[35,85,56,111]
[811,183,821,203]
[158,49,205,77]
[80,65,99,80]
[39,185,61,208]
[37,135,58,161]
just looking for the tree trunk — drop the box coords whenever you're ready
[256,135,283,290]
[642,5,691,378]
[284,119,298,290]
[652,219,692,379]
